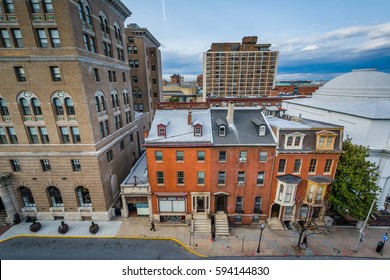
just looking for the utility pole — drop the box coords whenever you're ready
[353,198,376,253]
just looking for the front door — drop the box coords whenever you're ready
[215,196,227,213]
[271,204,280,218]
[197,197,205,212]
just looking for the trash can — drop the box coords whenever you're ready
[376,241,384,253]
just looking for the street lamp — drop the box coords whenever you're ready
[257,223,266,253]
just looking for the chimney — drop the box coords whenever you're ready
[227,101,234,126]
[188,109,192,125]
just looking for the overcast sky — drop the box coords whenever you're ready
[122,0,390,81]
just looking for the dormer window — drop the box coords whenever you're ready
[284,132,305,149]
[251,118,266,136]
[193,121,203,137]
[219,125,226,136]
[259,125,266,136]
[316,131,337,150]
[157,120,169,137]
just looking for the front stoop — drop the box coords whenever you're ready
[215,213,229,236]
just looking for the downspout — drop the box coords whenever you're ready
[266,148,277,221]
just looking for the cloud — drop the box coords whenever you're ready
[301,45,320,51]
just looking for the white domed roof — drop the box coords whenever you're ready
[316,69,390,98]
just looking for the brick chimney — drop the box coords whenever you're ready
[227,101,234,126]
[188,109,192,125]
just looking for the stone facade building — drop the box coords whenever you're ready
[0,0,151,223]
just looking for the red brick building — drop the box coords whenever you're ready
[267,116,343,229]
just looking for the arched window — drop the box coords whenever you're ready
[65,97,75,115]
[127,46,132,54]
[95,96,100,112]
[53,97,64,115]
[76,187,92,207]
[137,90,142,98]
[85,5,92,25]
[133,45,138,54]
[99,15,104,32]
[100,96,106,111]
[0,97,9,115]
[77,1,85,21]
[123,91,129,106]
[47,186,64,207]
[20,98,31,115]
[31,97,42,115]
[19,186,35,207]
[104,19,109,34]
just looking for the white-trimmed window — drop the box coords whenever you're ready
[284,132,305,149]
[158,196,185,212]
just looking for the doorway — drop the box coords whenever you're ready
[215,196,227,213]
[197,197,205,212]
[271,204,280,218]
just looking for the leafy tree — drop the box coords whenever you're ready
[329,137,380,220]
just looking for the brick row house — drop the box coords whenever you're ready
[142,103,343,234]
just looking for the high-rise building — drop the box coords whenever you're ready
[126,23,163,119]
[203,36,279,100]
[0,0,150,223]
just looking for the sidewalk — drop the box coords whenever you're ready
[1,217,389,259]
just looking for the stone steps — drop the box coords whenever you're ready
[215,213,229,236]
[193,214,211,233]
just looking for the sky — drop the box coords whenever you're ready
[122,0,390,81]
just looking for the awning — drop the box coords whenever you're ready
[155,192,188,196]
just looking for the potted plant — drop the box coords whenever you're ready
[58,221,69,234]
[89,221,99,234]
[29,219,41,232]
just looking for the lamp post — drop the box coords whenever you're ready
[257,223,266,253]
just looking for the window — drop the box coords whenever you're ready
[77,1,85,21]
[315,187,324,203]
[93,68,100,81]
[119,140,124,151]
[36,29,48,47]
[239,151,247,161]
[324,159,333,173]
[14,67,26,82]
[218,171,226,185]
[197,151,205,161]
[43,0,53,13]
[12,29,24,48]
[316,131,337,150]
[10,159,21,172]
[65,98,75,115]
[129,60,134,68]
[235,197,243,213]
[151,65,156,71]
[309,159,317,173]
[76,187,91,207]
[294,136,301,146]
[259,151,268,162]
[107,150,113,162]
[157,171,164,184]
[177,171,184,184]
[4,0,15,13]
[0,98,9,115]
[176,151,184,161]
[218,125,226,136]
[158,196,185,212]
[27,127,39,143]
[60,127,70,143]
[287,136,293,146]
[112,71,117,82]
[0,127,7,144]
[133,46,138,54]
[30,0,40,13]
[285,133,305,149]
[194,125,202,136]
[254,197,262,214]
[256,171,265,185]
[71,127,81,143]
[134,60,139,68]
[40,159,51,171]
[155,151,163,161]
[0,29,11,48]
[237,171,245,184]
[7,127,18,143]
[19,187,35,207]
[50,66,61,81]
[48,186,63,207]
[278,159,286,173]
[39,127,49,143]
[130,134,134,143]
[133,76,138,83]
[278,184,284,201]
[285,185,293,202]
[153,79,157,84]
[122,72,126,82]
[31,98,42,115]
[128,37,134,43]
[108,71,113,82]
[114,115,122,130]
[219,151,227,161]
[71,159,81,171]
[104,120,109,136]
[293,159,302,173]
[85,5,92,25]
[197,171,205,184]
[99,122,104,138]
[53,98,64,115]
[259,125,266,136]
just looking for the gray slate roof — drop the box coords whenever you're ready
[210,108,277,146]
[276,174,302,184]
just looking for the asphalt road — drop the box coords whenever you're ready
[0,237,199,260]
